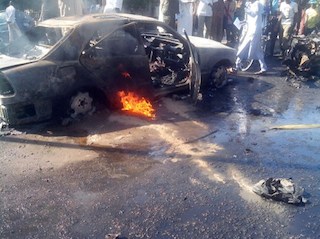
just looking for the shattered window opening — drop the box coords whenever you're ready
[0,26,72,60]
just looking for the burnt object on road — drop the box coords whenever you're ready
[252,178,307,205]
[282,33,320,84]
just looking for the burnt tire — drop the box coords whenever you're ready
[69,91,95,118]
[211,65,228,88]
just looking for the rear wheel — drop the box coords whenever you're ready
[211,65,228,88]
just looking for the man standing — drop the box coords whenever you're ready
[197,0,216,38]
[211,0,225,41]
[177,0,197,36]
[59,0,84,16]
[103,0,123,13]
[223,0,236,46]
[235,0,267,74]
[159,0,179,29]
[5,1,21,43]
[279,0,298,55]
[39,0,60,21]
[304,0,319,35]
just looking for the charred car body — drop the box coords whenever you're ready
[282,33,320,79]
[0,14,236,125]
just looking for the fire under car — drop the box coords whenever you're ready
[0,14,236,125]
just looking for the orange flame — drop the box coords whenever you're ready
[118,91,155,119]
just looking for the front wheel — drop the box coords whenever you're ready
[69,91,95,118]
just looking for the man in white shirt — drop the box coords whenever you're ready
[5,1,21,43]
[197,0,216,38]
[235,0,267,74]
[103,0,123,13]
[177,0,197,36]
[279,0,298,54]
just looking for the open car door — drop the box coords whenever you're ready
[184,30,202,103]
[79,22,153,105]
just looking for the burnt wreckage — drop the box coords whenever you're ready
[144,34,190,88]
[0,14,236,125]
[282,32,320,86]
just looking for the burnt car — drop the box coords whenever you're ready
[0,10,35,45]
[0,14,236,125]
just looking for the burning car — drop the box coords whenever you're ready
[0,14,236,125]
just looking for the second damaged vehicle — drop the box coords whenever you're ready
[0,14,236,125]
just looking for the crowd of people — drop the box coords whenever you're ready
[158,0,320,74]
[159,0,319,48]
[5,0,320,74]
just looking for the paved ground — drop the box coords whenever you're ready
[1,57,320,239]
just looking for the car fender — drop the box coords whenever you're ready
[189,36,236,74]
[1,61,62,104]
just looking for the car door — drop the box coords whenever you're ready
[183,30,202,102]
[79,23,154,104]
[136,21,202,102]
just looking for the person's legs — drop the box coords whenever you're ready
[258,58,267,72]
[197,15,205,37]
[163,15,175,29]
[12,23,21,40]
[268,18,279,56]
[8,23,13,43]
[204,16,212,38]
[235,57,242,69]
[226,24,232,42]
[217,16,224,42]
[279,24,284,50]
[298,9,306,35]
[282,24,292,51]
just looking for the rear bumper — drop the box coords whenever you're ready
[0,100,52,125]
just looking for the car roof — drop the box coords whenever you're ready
[38,13,159,28]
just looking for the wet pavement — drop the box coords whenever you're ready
[1,57,320,238]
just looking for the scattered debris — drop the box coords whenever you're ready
[0,121,8,130]
[0,121,25,137]
[252,178,307,205]
[270,124,320,130]
[282,33,320,87]
[184,129,218,144]
[244,148,253,154]
[105,234,127,239]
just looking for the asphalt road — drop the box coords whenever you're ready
[1,57,320,239]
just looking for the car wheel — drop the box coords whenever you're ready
[69,91,95,118]
[211,65,228,88]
